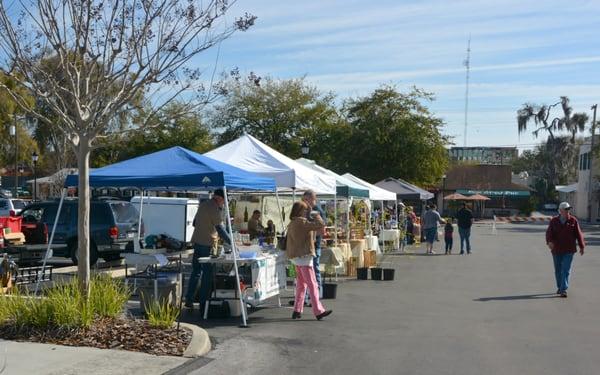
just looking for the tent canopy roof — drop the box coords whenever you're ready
[296,158,369,198]
[342,173,397,201]
[375,177,434,201]
[204,134,336,194]
[65,146,276,191]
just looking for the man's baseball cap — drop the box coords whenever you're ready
[559,202,571,210]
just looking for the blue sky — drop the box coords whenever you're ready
[199,0,600,150]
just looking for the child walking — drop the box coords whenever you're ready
[444,220,454,255]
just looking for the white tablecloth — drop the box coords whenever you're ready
[365,235,381,253]
[380,229,401,251]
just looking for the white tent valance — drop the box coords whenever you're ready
[205,134,336,194]
[342,173,397,201]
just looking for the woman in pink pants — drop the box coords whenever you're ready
[286,201,332,320]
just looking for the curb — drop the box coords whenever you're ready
[180,322,211,358]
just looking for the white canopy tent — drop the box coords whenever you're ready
[342,173,397,201]
[205,134,336,194]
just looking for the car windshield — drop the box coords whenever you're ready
[12,200,26,209]
[110,202,139,223]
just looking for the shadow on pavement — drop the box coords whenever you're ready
[474,293,560,301]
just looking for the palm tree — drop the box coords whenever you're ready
[516,96,589,190]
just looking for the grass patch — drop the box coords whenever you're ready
[0,274,130,330]
[144,297,180,329]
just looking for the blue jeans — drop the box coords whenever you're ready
[305,247,322,302]
[185,244,213,307]
[458,227,471,253]
[552,253,574,292]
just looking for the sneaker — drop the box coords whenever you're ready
[430,250,436,254]
[560,291,568,298]
[292,311,302,319]
[556,289,560,294]
[316,310,332,320]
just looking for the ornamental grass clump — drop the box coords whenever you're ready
[89,274,130,319]
[145,297,180,329]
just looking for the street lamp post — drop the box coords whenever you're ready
[32,151,39,201]
[301,139,309,157]
[9,117,17,198]
[442,174,447,216]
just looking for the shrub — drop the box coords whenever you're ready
[144,296,180,329]
[89,274,130,318]
[46,278,89,328]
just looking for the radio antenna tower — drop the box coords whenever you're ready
[463,36,471,147]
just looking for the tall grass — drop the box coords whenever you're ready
[0,274,130,330]
[144,296,180,329]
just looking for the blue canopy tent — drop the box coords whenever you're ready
[40,147,277,327]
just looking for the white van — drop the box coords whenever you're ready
[130,196,199,243]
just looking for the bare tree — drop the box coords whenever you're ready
[517,96,588,188]
[0,0,255,295]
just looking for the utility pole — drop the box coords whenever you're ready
[588,104,597,222]
[463,35,471,147]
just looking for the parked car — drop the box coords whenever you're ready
[0,198,28,216]
[17,199,143,265]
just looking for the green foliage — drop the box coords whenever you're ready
[92,102,212,167]
[518,196,539,216]
[339,85,449,185]
[212,76,340,159]
[144,297,180,329]
[0,275,130,329]
[89,274,131,318]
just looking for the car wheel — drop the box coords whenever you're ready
[69,239,99,266]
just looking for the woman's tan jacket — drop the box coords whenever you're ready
[285,216,325,259]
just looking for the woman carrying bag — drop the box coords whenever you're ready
[286,201,332,320]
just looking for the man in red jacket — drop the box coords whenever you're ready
[545,202,585,298]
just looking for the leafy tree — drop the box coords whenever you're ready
[93,103,213,167]
[339,85,449,185]
[0,0,255,295]
[517,96,588,189]
[212,76,341,159]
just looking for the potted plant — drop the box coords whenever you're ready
[370,264,383,280]
[356,266,369,280]
[383,267,395,281]
[322,265,338,299]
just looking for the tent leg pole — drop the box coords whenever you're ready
[223,187,248,327]
[35,188,66,295]
[136,189,145,251]
[334,193,337,247]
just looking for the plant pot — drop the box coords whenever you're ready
[371,267,383,280]
[356,267,369,280]
[383,268,395,281]
[322,283,338,299]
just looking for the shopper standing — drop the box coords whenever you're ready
[456,202,474,254]
[545,202,585,298]
[287,201,332,320]
[185,189,231,311]
[302,190,326,299]
[422,204,445,254]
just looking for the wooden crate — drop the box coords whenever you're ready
[346,257,357,277]
[363,250,376,268]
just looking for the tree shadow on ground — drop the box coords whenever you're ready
[474,293,560,301]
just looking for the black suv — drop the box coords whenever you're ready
[18,199,142,265]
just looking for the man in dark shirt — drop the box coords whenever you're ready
[456,202,474,254]
[545,202,585,297]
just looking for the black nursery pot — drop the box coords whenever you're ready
[322,283,338,299]
[383,268,395,281]
[357,267,369,280]
[371,267,383,280]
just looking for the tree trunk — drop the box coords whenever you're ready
[76,138,91,298]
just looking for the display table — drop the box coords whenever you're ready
[365,235,381,253]
[197,250,286,318]
[350,239,367,267]
[380,229,401,251]
[336,242,352,259]
[321,247,344,267]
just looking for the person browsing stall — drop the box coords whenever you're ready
[287,201,332,320]
[247,209,265,240]
[185,189,231,311]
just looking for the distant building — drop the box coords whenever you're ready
[449,147,518,165]
[575,136,600,221]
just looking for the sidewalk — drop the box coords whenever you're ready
[0,340,188,375]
